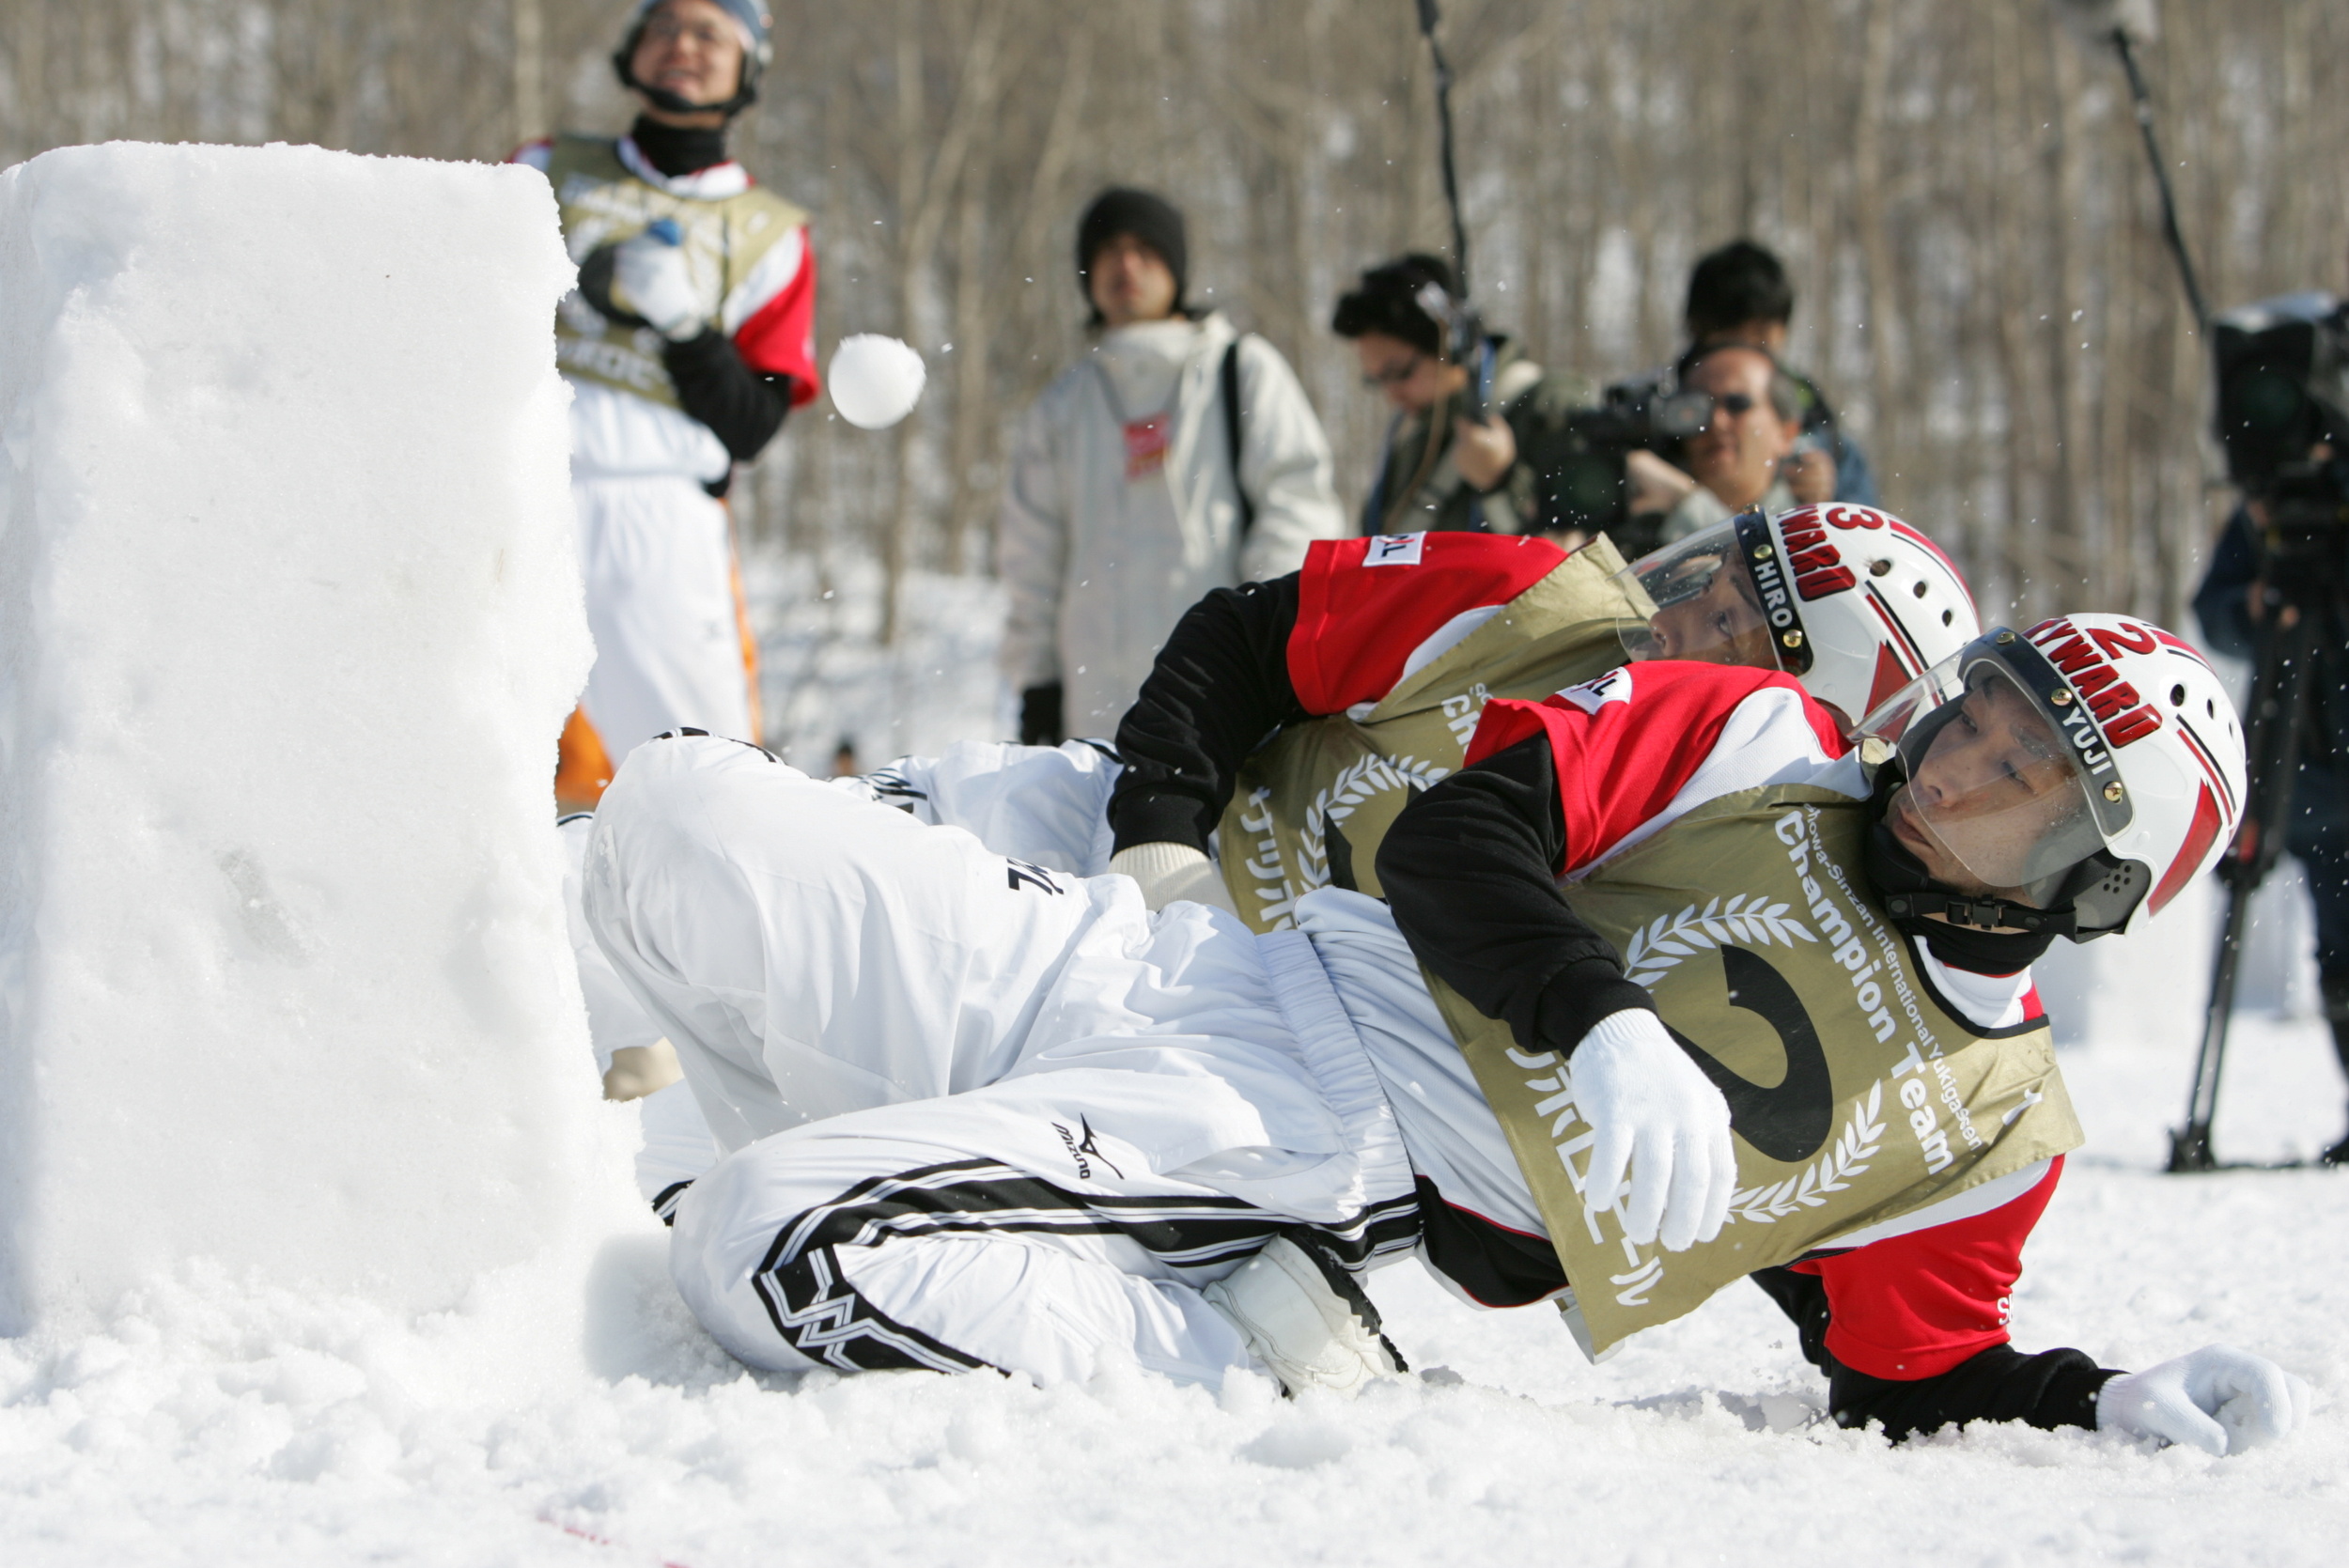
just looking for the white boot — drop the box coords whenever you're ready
[1203,1236,1403,1395]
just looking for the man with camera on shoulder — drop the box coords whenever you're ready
[1648,342,1825,545]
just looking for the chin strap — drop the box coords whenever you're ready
[1862,761,2076,964]
[1880,890,2077,938]
[612,44,759,119]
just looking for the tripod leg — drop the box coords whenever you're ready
[2323,972,2349,1167]
[2173,615,2316,1172]
[2171,879,2252,1172]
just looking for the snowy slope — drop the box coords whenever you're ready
[2,1008,2341,1567]
[4,135,2340,1568]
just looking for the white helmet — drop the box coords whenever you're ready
[1617,504,1981,730]
[1851,613,2248,940]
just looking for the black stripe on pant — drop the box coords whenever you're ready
[750,1159,1420,1374]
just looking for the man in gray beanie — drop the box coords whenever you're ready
[1000,187,1346,747]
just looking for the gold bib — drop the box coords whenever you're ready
[1217,536,1646,929]
[1426,784,2081,1357]
[540,135,808,412]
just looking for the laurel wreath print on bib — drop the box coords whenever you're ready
[1617,893,1816,988]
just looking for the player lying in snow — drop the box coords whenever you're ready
[578,611,2307,1453]
[565,505,1976,1192]
[855,504,1979,912]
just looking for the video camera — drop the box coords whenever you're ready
[2213,292,2349,601]
[1531,380,1715,556]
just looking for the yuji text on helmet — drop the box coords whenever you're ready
[1852,614,2248,941]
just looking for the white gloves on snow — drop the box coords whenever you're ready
[1570,1009,1735,1252]
[2097,1344,2310,1456]
[612,226,705,341]
[1107,841,1238,916]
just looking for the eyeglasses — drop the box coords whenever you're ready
[642,14,739,49]
[1361,353,1424,389]
[1704,392,1758,417]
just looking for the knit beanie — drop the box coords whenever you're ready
[1075,188,1189,311]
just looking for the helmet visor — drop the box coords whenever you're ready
[1857,645,2110,901]
[1613,514,1802,672]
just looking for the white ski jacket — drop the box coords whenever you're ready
[997,312,1346,736]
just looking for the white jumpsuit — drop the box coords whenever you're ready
[582,734,1415,1383]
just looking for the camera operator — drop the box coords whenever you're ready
[1613,241,1876,520]
[1679,239,1875,507]
[1652,343,1810,544]
[2193,448,2349,1166]
[1332,254,1601,538]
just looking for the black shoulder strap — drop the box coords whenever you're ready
[1221,338,1256,540]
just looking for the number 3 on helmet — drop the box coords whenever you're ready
[1619,503,1982,733]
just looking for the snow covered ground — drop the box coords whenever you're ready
[7,139,2342,1568]
[4,1001,2342,1567]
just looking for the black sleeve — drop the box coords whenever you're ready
[1377,735,1657,1058]
[2190,506,2260,662]
[1107,574,1306,855]
[1830,1346,2119,1441]
[661,329,793,463]
[1750,1267,2118,1440]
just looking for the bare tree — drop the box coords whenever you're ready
[4,0,2344,641]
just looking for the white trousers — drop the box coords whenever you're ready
[832,737,1121,876]
[559,812,720,1206]
[557,740,1120,1200]
[575,473,752,760]
[583,734,1415,1383]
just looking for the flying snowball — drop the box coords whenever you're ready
[828,334,926,429]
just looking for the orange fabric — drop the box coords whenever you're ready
[554,706,615,814]
[730,542,763,745]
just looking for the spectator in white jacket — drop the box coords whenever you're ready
[999,188,1346,743]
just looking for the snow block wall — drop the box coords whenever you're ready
[0,144,595,1333]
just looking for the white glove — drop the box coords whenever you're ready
[1107,841,1238,915]
[612,228,704,340]
[1569,1009,1735,1252]
[2097,1344,2310,1456]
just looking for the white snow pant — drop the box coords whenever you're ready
[575,472,753,761]
[582,733,1416,1384]
[833,737,1121,876]
[559,812,722,1207]
[557,740,1120,1206]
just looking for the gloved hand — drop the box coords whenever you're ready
[2097,1344,2310,1456]
[612,222,704,341]
[1108,841,1238,915]
[1570,1008,1735,1251]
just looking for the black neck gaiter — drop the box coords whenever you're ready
[628,116,729,178]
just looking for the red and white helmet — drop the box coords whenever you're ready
[1617,504,1981,731]
[1852,613,2248,939]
